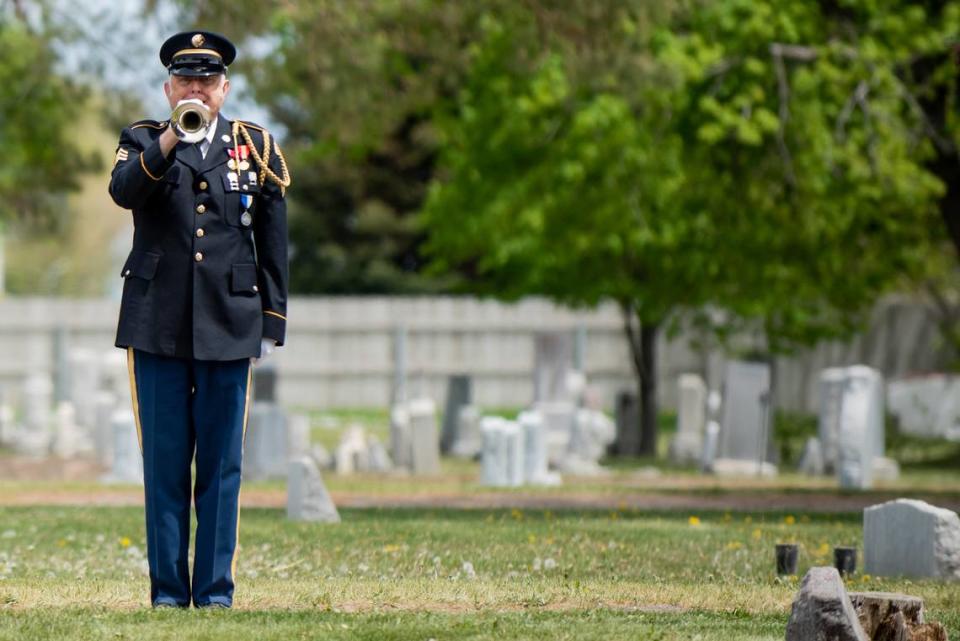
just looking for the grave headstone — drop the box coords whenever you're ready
[367,436,393,472]
[17,373,53,456]
[836,366,884,490]
[440,375,472,454]
[389,402,411,469]
[700,420,720,473]
[67,348,100,434]
[670,374,706,465]
[503,420,525,487]
[101,408,143,484]
[449,404,482,458]
[519,410,550,485]
[785,567,869,641]
[537,401,578,465]
[818,367,847,472]
[51,401,90,458]
[888,374,960,441]
[863,499,960,580]
[480,417,508,486]
[287,413,311,459]
[567,408,614,466]
[335,425,369,475]
[408,397,441,475]
[797,437,825,476]
[243,402,288,481]
[253,362,278,402]
[93,390,117,467]
[287,456,340,522]
[718,360,772,465]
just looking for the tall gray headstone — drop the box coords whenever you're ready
[253,362,278,402]
[818,367,847,472]
[287,413,311,460]
[440,375,472,454]
[287,457,340,522]
[836,366,884,490]
[718,361,772,464]
[101,408,143,484]
[450,404,482,458]
[864,499,960,580]
[503,420,525,487]
[670,374,706,465]
[67,348,100,434]
[389,402,411,470]
[243,402,288,481]
[480,416,509,486]
[408,397,440,475]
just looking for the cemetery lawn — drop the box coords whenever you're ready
[2,507,959,640]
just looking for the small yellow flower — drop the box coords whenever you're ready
[725,541,743,550]
[816,542,830,556]
[545,537,554,545]
[860,574,872,582]
[382,544,401,553]
[688,516,701,527]
[119,537,131,548]
[752,528,762,540]
[511,509,524,521]
[528,534,537,544]
[784,515,796,525]
[56,539,67,547]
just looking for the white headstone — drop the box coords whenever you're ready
[389,402,411,469]
[503,420,525,487]
[480,417,509,486]
[50,401,91,458]
[519,410,550,485]
[101,408,142,484]
[335,425,369,475]
[449,404,482,458]
[818,368,847,471]
[785,567,870,641]
[888,374,960,440]
[93,390,117,467]
[287,456,340,522]
[67,348,100,433]
[836,366,884,490]
[864,499,960,580]
[533,331,575,403]
[367,436,393,472]
[670,374,706,464]
[718,361,771,465]
[408,397,440,475]
[287,413,311,460]
[536,401,578,465]
[700,420,720,472]
[797,437,825,476]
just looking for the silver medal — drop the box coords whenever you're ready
[240,211,252,226]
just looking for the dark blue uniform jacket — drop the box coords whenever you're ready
[109,115,288,361]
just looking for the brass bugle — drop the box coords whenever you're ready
[170,99,212,143]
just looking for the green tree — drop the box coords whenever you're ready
[422,2,951,454]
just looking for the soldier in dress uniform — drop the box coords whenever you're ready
[109,30,291,609]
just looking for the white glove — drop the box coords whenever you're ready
[251,338,277,366]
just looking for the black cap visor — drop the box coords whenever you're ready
[169,53,226,77]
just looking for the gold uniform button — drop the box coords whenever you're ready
[194,252,203,262]
[124,269,131,276]
[199,181,208,190]
[196,204,206,214]
[196,228,205,238]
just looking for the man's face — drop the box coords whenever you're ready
[164,73,230,117]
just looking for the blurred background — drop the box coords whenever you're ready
[2,0,960,476]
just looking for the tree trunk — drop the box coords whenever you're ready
[620,303,660,457]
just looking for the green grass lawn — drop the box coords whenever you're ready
[1,506,959,640]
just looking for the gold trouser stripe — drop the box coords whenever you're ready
[140,153,161,181]
[231,364,254,583]
[126,347,144,454]
[263,310,286,321]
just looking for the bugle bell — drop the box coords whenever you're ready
[170,99,212,143]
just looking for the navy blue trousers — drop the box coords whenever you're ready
[127,348,252,608]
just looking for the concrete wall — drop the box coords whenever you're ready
[0,295,945,414]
